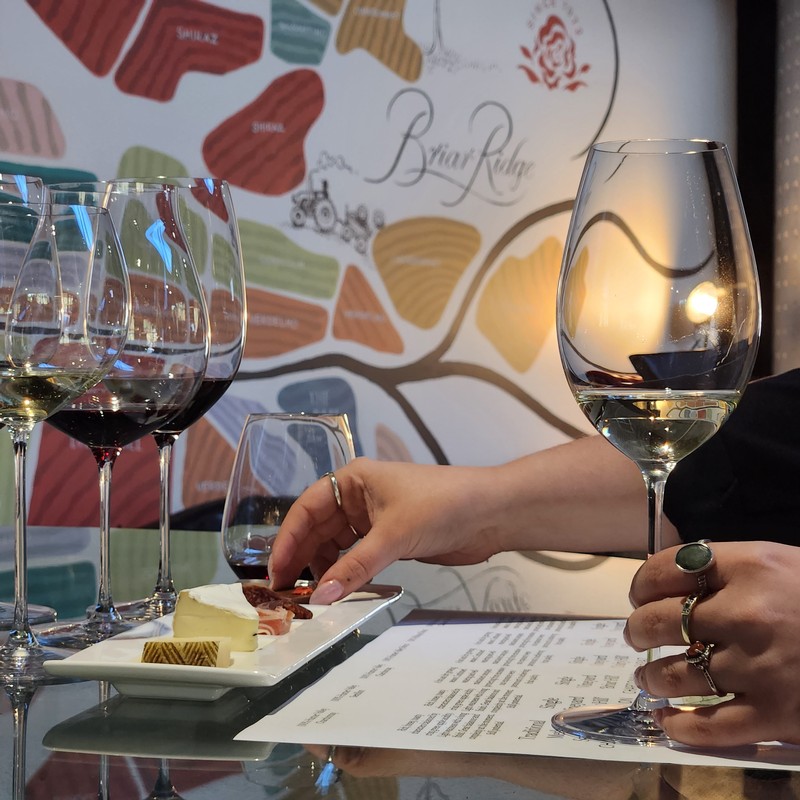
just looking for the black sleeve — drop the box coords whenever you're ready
[664,369,800,544]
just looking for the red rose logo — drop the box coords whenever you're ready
[519,15,589,91]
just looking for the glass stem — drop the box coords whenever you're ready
[8,685,33,800]
[9,430,32,644]
[631,469,670,714]
[152,433,178,610]
[89,454,121,623]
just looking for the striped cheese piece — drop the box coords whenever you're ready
[141,637,232,668]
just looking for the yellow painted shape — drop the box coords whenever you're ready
[476,236,564,373]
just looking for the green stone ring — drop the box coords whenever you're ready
[675,539,714,596]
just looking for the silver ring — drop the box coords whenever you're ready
[675,539,714,597]
[680,592,703,645]
[685,640,723,696]
[323,472,342,509]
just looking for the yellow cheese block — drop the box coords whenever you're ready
[141,637,232,668]
[173,583,259,652]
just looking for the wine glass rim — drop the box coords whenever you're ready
[591,138,728,155]
[116,175,230,188]
[47,179,174,192]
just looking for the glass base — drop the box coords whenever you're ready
[34,617,138,651]
[551,703,669,745]
[115,593,176,622]
[0,601,57,629]
[0,630,81,686]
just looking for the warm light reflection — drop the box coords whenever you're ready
[685,281,720,324]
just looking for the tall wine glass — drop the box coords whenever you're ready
[35,181,208,650]
[0,202,130,683]
[0,175,57,629]
[551,139,761,743]
[222,413,355,582]
[118,177,246,620]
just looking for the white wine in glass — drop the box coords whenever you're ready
[552,139,761,744]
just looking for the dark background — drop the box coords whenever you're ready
[737,0,776,377]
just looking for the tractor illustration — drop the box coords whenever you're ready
[290,177,384,254]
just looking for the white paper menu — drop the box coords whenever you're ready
[236,616,800,771]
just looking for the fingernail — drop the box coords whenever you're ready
[266,555,274,586]
[310,579,344,605]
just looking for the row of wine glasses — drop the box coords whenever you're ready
[0,174,247,684]
[0,195,131,685]
[0,174,57,630]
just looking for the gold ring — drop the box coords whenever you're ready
[323,472,342,509]
[680,591,703,645]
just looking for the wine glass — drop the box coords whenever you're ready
[222,413,355,582]
[0,202,130,683]
[551,139,761,743]
[117,177,246,620]
[35,181,208,650]
[0,175,57,629]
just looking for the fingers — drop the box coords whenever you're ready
[654,700,780,748]
[625,593,721,652]
[628,544,719,608]
[634,651,728,699]
[309,529,404,603]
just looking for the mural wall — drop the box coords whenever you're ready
[0,0,737,527]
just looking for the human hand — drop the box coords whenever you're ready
[268,457,504,603]
[626,540,800,746]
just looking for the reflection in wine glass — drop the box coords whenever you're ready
[0,175,56,629]
[222,414,355,581]
[552,139,761,743]
[0,203,130,684]
[36,182,208,650]
[118,177,246,620]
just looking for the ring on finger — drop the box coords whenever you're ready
[323,471,342,509]
[685,640,724,697]
[675,539,715,597]
[680,591,705,646]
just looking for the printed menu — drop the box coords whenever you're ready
[236,615,800,771]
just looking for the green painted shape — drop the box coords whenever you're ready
[111,528,219,601]
[0,562,96,620]
[239,219,339,299]
[211,232,235,283]
[0,162,96,184]
[116,147,187,180]
[270,0,330,65]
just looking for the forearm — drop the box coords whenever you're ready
[486,435,680,555]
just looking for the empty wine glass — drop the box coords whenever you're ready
[552,139,761,743]
[0,202,130,683]
[222,413,355,582]
[36,182,208,650]
[117,177,246,620]
[0,174,56,629]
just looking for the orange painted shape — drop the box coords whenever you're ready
[333,265,403,353]
[181,418,235,509]
[244,287,329,358]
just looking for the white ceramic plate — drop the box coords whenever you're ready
[43,584,402,701]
